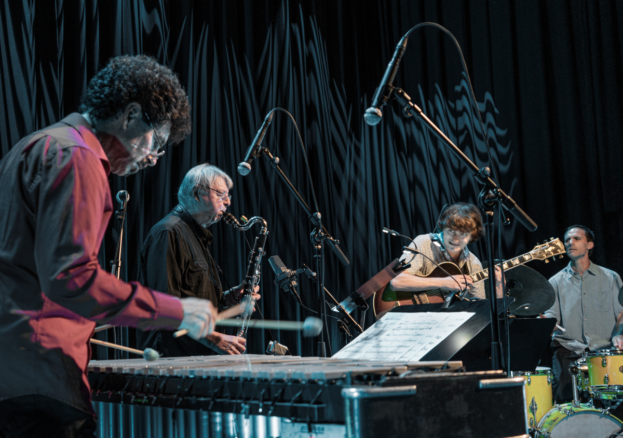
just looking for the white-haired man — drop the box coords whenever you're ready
[137,163,260,356]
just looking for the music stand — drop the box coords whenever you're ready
[390,300,555,371]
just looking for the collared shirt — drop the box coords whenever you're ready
[0,114,184,415]
[399,233,486,299]
[544,262,623,354]
[136,204,224,357]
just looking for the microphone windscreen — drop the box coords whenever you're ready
[237,162,252,176]
[363,107,382,126]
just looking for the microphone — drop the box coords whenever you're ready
[116,190,130,204]
[364,36,409,126]
[268,255,298,295]
[238,111,275,176]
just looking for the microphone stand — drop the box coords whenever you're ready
[388,87,537,373]
[110,190,130,359]
[111,191,130,280]
[259,147,349,357]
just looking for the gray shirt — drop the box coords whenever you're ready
[544,262,623,354]
[399,233,486,300]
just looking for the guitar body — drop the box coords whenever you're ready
[373,262,465,319]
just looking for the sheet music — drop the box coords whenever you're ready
[332,312,474,361]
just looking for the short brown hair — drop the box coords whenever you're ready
[436,203,484,242]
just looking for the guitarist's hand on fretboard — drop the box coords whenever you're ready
[493,265,505,298]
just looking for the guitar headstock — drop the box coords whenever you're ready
[530,238,565,262]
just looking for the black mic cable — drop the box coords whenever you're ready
[382,227,469,300]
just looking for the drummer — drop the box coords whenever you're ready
[543,225,623,403]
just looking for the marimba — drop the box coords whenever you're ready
[88,354,528,437]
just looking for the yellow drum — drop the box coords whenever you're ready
[586,349,623,400]
[514,370,553,428]
[536,403,623,437]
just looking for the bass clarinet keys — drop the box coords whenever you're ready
[223,212,268,337]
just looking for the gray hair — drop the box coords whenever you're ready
[178,163,233,208]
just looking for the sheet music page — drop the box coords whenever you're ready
[332,312,474,361]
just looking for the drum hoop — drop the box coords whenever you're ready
[590,385,623,390]
[514,370,553,377]
[586,349,623,357]
[537,403,618,431]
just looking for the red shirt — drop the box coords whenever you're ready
[0,114,184,414]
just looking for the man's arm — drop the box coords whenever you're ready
[390,271,473,293]
[33,143,183,329]
[390,235,474,293]
[542,278,561,323]
[610,273,623,348]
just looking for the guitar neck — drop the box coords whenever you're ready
[470,252,535,283]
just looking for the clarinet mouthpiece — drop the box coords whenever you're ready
[223,213,240,226]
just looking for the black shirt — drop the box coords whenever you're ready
[137,204,224,356]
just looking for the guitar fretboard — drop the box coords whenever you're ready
[471,254,533,283]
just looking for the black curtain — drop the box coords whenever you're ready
[1,0,622,358]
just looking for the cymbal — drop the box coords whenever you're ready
[483,262,555,316]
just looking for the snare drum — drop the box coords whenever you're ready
[586,349,623,400]
[514,370,553,428]
[536,403,623,437]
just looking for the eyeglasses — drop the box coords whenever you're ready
[130,112,167,158]
[200,187,232,202]
[444,229,471,238]
[143,112,166,155]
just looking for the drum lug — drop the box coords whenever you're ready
[603,357,608,367]
[529,397,538,420]
[605,374,610,385]
[547,375,552,385]
[527,374,531,385]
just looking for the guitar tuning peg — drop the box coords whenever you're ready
[550,237,555,240]
[544,259,550,263]
[559,255,564,259]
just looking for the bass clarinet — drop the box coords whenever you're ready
[222,212,268,338]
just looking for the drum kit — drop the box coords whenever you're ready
[501,266,623,436]
[513,350,623,437]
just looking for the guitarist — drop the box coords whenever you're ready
[390,203,504,304]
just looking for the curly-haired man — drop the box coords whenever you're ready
[0,55,216,437]
[390,203,504,304]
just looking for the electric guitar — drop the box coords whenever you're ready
[372,238,565,319]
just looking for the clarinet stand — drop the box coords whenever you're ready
[259,148,350,357]
[390,87,537,372]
